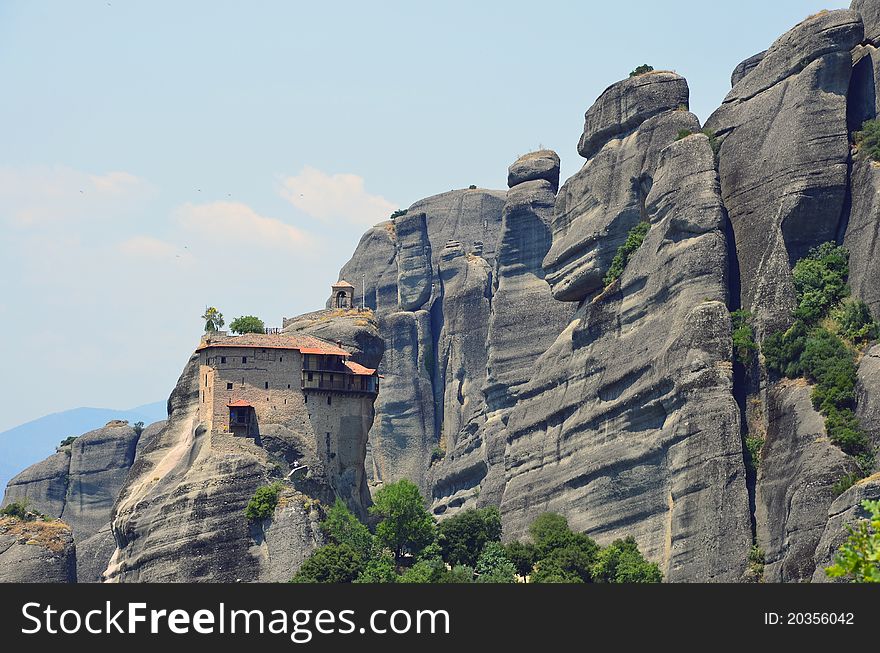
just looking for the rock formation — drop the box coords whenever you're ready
[0,517,76,583]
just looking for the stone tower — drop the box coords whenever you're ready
[331,280,354,309]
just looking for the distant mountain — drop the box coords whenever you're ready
[0,402,166,491]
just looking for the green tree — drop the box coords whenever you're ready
[229,315,266,335]
[369,479,436,565]
[437,506,502,567]
[630,64,654,77]
[591,536,663,583]
[531,536,599,584]
[322,498,373,561]
[836,300,879,342]
[202,306,224,332]
[474,542,517,583]
[57,436,78,450]
[826,500,880,583]
[505,541,538,577]
[731,310,757,367]
[354,553,398,583]
[444,565,475,584]
[791,242,849,323]
[528,513,577,558]
[1,500,32,521]
[244,482,282,521]
[133,421,144,437]
[291,544,362,583]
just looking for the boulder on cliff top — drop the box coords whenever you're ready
[577,71,689,160]
[507,150,561,191]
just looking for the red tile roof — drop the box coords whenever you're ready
[332,280,355,288]
[197,332,350,356]
[226,400,253,407]
[344,360,377,376]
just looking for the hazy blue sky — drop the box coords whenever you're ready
[0,0,849,432]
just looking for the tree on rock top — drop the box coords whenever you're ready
[630,64,654,77]
[202,306,224,332]
[230,315,266,334]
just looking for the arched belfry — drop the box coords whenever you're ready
[332,280,354,309]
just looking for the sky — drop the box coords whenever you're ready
[0,0,851,432]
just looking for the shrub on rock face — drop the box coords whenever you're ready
[629,64,654,77]
[603,221,650,288]
[792,242,849,323]
[855,119,880,163]
[836,300,879,343]
[245,482,282,521]
[731,310,758,367]
[826,500,880,583]
[0,501,31,521]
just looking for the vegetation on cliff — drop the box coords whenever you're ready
[763,243,878,475]
[290,481,661,583]
[825,499,880,583]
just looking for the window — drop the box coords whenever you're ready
[287,384,291,389]
[227,382,233,390]
[264,381,269,390]
[307,372,313,382]
[327,396,332,406]
[304,395,308,404]
[242,356,247,364]
[205,374,208,385]
[280,356,283,362]
[221,356,226,364]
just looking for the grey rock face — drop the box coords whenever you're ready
[847,45,880,132]
[731,51,766,87]
[253,495,325,582]
[0,517,76,583]
[852,0,880,45]
[843,159,880,322]
[396,211,433,311]
[545,107,700,302]
[507,149,561,191]
[577,72,690,160]
[811,475,880,582]
[705,9,862,335]
[497,135,751,581]
[76,523,117,583]
[755,381,862,583]
[4,423,142,541]
[856,345,880,459]
[333,189,506,489]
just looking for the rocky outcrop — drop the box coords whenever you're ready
[843,159,880,322]
[76,523,117,583]
[4,422,144,540]
[496,134,751,581]
[852,0,880,46]
[731,51,766,87]
[0,517,76,583]
[253,493,326,582]
[856,345,880,456]
[811,474,880,582]
[705,9,862,335]
[546,90,699,303]
[576,72,689,159]
[507,150,561,191]
[755,381,862,583]
[333,189,506,489]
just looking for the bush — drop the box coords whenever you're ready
[603,221,650,287]
[591,536,663,583]
[836,300,879,343]
[1,501,31,520]
[825,499,880,583]
[437,506,502,567]
[390,209,408,219]
[291,544,362,583]
[133,421,144,437]
[747,545,765,580]
[763,321,810,378]
[430,446,445,464]
[855,119,880,163]
[674,128,720,159]
[398,557,447,584]
[468,184,477,190]
[833,472,861,497]
[731,310,757,367]
[531,540,598,584]
[473,542,517,583]
[58,436,78,449]
[245,482,282,521]
[630,64,654,77]
[444,565,475,584]
[229,315,266,335]
[745,435,765,474]
[791,242,849,323]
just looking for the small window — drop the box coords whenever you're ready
[205,374,208,385]
[227,382,233,390]
[287,384,291,389]
[221,356,226,364]
[242,356,247,364]
[307,372,313,381]
[264,381,269,390]
[327,395,332,406]
[280,356,283,362]
[304,395,308,404]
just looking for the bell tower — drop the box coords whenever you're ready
[331,280,354,309]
